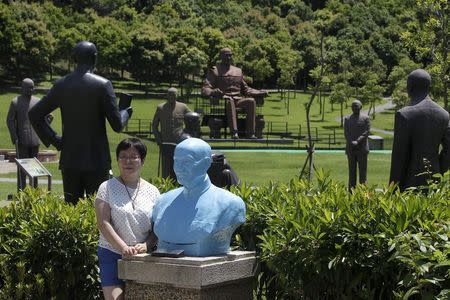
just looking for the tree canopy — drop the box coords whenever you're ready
[0,0,445,109]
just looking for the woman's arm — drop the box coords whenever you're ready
[95,198,137,257]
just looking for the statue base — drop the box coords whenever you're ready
[118,251,256,300]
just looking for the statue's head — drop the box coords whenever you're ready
[351,99,362,114]
[407,69,431,98]
[73,41,97,67]
[184,112,201,128]
[167,87,177,105]
[174,138,212,188]
[219,47,233,66]
[21,78,34,97]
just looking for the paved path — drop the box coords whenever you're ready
[0,177,63,184]
[0,161,17,174]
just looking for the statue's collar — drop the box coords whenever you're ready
[75,64,93,74]
[182,176,211,198]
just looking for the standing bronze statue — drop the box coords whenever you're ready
[207,152,240,190]
[389,69,450,191]
[202,48,267,139]
[7,78,46,190]
[152,87,191,180]
[29,41,132,204]
[344,100,370,191]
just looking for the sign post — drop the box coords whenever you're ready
[14,158,52,191]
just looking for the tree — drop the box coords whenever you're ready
[358,74,384,120]
[90,16,131,76]
[386,56,419,95]
[176,47,208,100]
[391,79,409,109]
[277,47,303,89]
[242,42,274,86]
[0,3,55,80]
[402,0,449,110]
[329,82,349,128]
[200,27,230,67]
[56,27,87,71]
[164,26,206,85]
[129,24,166,91]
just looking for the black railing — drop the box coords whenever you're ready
[123,118,346,149]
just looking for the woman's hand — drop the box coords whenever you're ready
[134,243,147,254]
[121,245,138,257]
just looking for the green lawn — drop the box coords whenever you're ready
[0,81,396,202]
[0,150,392,203]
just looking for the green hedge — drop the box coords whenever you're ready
[235,171,450,299]
[0,175,449,299]
[0,188,99,299]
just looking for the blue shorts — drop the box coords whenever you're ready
[98,247,124,287]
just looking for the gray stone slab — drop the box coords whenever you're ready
[118,251,257,289]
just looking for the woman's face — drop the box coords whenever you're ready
[117,147,143,177]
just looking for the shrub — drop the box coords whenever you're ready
[0,179,175,300]
[234,171,450,299]
[0,188,100,300]
[1,174,448,300]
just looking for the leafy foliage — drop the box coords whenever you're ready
[234,171,450,299]
[0,188,100,299]
[2,0,445,113]
[0,178,177,299]
[0,172,448,299]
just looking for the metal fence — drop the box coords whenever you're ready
[123,118,348,149]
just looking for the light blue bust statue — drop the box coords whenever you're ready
[152,138,246,256]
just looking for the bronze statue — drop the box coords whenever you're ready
[344,100,370,191]
[182,111,201,139]
[152,87,191,180]
[29,41,132,204]
[207,152,240,190]
[389,69,450,191]
[7,78,43,190]
[202,48,267,139]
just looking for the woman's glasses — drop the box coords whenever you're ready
[118,155,140,162]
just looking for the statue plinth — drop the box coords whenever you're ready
[118,251,256,300]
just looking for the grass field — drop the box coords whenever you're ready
[0,80,396,202]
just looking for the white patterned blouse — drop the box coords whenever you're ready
[96,177,160,254]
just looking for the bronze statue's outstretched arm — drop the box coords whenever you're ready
[29,90,61,150]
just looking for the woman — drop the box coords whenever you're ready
[95,138,160,300]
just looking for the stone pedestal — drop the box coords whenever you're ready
[118,251,256,300]
[368,135,384,150]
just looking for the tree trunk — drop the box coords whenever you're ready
[300,33,324,182]
[321,92,325,121]
[318,91,322,114]
[371,101,376,120]
[49,57,53,81]
[340,102,344,128]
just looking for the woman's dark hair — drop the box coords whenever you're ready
[116,138,147,160]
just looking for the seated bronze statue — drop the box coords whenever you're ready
[201,48,267,139]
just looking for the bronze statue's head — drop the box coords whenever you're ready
[219,48,233,66]
[351,99,362,114]
[73,41,97,66]
[21,78,34,97]
[407,69,431,98]
[167,87,178,105]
